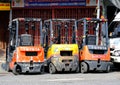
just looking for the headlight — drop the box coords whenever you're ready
[114,50,120,56]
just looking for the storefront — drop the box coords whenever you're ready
[0,0,102,49]
[12,0,100,20]
[0,1,10,49]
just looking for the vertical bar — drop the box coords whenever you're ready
[83,19,86,46]
[40,19,43,45]
[16,19,19,47]
[96,0,100,45]
[9,2,12,30]
[50,20,53,45]
[75,20,78,44]
[16,19,19,62]
[97,0,100,19]
[106,22,108,46]
[52,8,55,19]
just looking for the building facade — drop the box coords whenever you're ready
[0,0,102,49]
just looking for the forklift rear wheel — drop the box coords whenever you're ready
[76,66,80,73]
[13,65,21,75]
[81,62,88,73]
[49,63,56,74]
[40,65,44,74]
[105,65,111,73]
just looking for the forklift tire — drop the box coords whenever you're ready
[105,65,111,73]
[49,63,56,74]
[13,65,20,75]
[40,65,44,74]
[80,62,88,73]
[76,66,80,73]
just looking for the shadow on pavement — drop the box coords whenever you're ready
[0,49,5,57]
[0,63,8,74]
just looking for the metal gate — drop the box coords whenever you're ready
[12,7,96,20]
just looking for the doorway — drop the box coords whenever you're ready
[0,11,9,49]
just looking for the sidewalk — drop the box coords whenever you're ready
[0,49,6,63]
[0,49,8,74]
[0,63,8,74]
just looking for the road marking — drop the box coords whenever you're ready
[47,78,84,82]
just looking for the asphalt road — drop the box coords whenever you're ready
[0,63,120,85]
[0,71,120,85]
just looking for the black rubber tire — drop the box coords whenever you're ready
[76,66,80,73]
[40,65,44,74]
[80,62,88,73]
[13,65,19,75]
[49,63,56,74]
[105,65,111,73]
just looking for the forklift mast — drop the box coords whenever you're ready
[43,19,77,46]
[76,18,109,48]
[9,18,42,48]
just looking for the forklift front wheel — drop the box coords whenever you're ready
[49,63,56,74]
[80,62,88,73]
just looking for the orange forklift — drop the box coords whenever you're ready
[6,18,44,74]
[76,18,111,73]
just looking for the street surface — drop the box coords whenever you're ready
[0,49,120,85]
[0,63,120,85]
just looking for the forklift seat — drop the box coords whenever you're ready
[86,35,96,45]
[20,34,33,46]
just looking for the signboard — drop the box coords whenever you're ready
[24,0,86,7]
[86,0,102,6]
[0,3,10,11]
[12,0,24,7]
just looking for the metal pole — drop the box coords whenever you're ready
[8,0,12,58]
[75,21,78,44]
[50,20,53,45]
[40,19,43,46]
[9,0,12,29]
[106,22,109,46]
[96,0,100,45]
[16,20,19,47]
[97,0,100,19]
[16,19,19,62]
[83,19,87,46]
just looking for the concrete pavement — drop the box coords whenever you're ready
[0,49,8,74]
